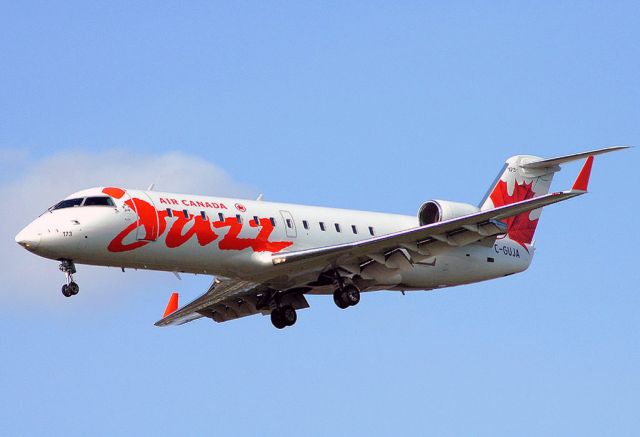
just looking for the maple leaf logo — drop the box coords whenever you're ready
[489,179,539,248]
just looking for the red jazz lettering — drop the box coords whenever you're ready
[166,213,218,248]
[103,188,292,254]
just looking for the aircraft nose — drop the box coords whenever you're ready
[15,225,41,251]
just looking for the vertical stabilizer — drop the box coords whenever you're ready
[479,155,559,247]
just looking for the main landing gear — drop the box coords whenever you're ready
[333,284,360,309]
[270,305,297,329]
[330,270,361,309]
[59,259,79,298]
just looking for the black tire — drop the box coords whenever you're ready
[344,285,360,306]
[61,284,72,297]
[68,282,80,296]
[333,290,349,309]
[270,308,286,329]
[281,305,297,326]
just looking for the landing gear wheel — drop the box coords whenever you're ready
[62,284,72,297]
[333,285,360,309]
[68,282,79,296]
[333,290,349,309]
[281,305,297,326]
[343,285,360,307]
[270,308,287,329]
[344,285,360,306]
[271,305,298,329]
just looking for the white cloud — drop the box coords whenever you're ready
[1,149,256,310]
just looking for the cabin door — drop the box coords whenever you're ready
[128,191,160,241]
[279,210,297,238]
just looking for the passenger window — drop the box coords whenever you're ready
[352,225,358,234]
[236,214,243,224]
[52,198,84,210]
[253,216,259,226]
[302,220,309,230]
[369,226,375,236]
[319,222,326,231]
[182,209,189,219]
[218,213,225,221]
[166,208,173,217]
[83,196,115,207]
[335,223,341,233]
[270,217,276,226]
[286,218,293,228]
[200,211,207,220]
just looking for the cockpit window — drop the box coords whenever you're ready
[83,196,115,207]
[49,196,116,212]
[52,198,84,210]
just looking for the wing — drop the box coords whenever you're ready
[155,277,309,327]
[270,187,586,275]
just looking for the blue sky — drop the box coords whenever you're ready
[1,1,639,435]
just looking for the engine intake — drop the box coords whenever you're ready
[418,200,479,226]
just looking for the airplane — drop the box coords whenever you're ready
[15,146,627,329]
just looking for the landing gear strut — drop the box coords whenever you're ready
[270,305,297,329]
[59,259,79,297]
[333,284,360,309]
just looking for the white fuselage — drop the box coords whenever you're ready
[16,187,532,294]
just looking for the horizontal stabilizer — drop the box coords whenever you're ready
[521,145,628,169]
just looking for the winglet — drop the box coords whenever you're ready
[571,156,594,191]
[162,292,179,318]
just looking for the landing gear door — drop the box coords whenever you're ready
[280,210,297,238]
[129,191,160,241]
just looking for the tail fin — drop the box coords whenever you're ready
[479,146,628,247]
[479,155,556,247]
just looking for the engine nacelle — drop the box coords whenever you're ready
[418,200,479,226]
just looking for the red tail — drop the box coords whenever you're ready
[480,155,557,248]
[489,179,539,245]
[481,153,601,248]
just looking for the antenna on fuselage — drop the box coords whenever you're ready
[147,183,155,191]
[256,194,263,201]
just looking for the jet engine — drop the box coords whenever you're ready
[418,200,479,226]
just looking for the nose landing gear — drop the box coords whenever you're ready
[59,260,79,297]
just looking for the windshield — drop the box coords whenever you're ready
[83,196,115,207]
[51,198,84,210]
[48,196,115,212]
